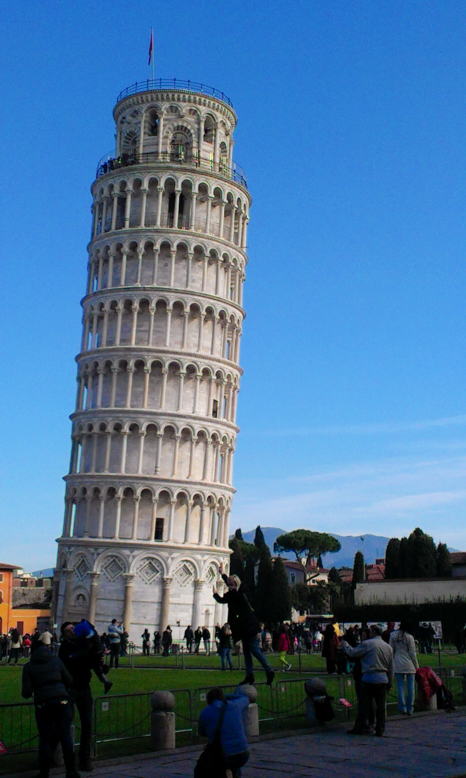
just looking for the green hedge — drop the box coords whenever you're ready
[334,600,466,641]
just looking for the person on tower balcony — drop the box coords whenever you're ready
[213,571,275,686]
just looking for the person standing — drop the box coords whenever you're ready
[322,623,339,674]
[218,624,234,670]
[59,620,111,772]
[22,639,80,778]
[7,628,23,664]
[389,620,419,715]
[277,624,292,672]
[342,624,394,737]
[141,628,150,656]
[107,619,123,669]
[162,625,172,656]
[202,626,211,655]
[184,625,194,653]
[153,630,161,654]
[194,626,202,654]
[213,574,275,686]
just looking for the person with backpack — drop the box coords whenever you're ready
[196,686,249,778]
[213,573,275,686]
[389,620,419,715]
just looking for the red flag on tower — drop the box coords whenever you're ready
[148,29,153,65]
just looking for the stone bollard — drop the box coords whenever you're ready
[150,691,176,750]
[237,684,259,738]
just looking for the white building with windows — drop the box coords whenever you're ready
[52,79,250,641]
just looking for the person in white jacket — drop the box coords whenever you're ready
[389,620,419,715]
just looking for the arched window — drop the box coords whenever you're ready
[170,131,191,161]
[147,109,159,137]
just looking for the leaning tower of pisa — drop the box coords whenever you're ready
[53,79,250,642]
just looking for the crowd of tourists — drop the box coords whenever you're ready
[7,564,452,778]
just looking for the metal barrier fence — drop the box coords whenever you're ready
[92,688,193,756]
[2,667,465,758]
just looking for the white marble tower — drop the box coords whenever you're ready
[53,79,250,642]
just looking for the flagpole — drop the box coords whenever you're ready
[151,27,154,84]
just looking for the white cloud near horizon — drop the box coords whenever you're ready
[245,413,466,437]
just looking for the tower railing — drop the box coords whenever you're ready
[95,150,248,189]
[117,79,233,107]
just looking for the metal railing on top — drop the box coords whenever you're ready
[95,150,247,189]
[117,79,233,108]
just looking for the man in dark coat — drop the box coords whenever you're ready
[162,625,172,656]
[22,640,80,778]
[59,620,111,772]
[213,573,274,685]
[184,625,194,652]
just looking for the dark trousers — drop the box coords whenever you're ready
[35,700,75,776]
[225,750,249,777]
[109,643,120,668]
[73,687,93,761]
[356,682,387,735]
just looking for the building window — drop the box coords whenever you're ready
[154,518,164,541]
[212,400,218,418]
[291,573,296,584]
[0,573,3,582]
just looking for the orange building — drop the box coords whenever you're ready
[0,563,51,635]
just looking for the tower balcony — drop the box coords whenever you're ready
[95,149,248,191]
[116,78,234,108]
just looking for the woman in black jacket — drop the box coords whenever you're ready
[213,574,275,685]
[22,641,80,778]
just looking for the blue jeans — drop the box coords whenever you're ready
[219,647,233,669]
[396,672,415,713]
[242,636,271,676]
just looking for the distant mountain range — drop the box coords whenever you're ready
[31,568,54,578]
[239,527,390,568]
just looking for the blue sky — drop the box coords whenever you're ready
[1,0,466,569]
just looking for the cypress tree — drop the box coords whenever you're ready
[254,525,268,551]
[243,555,257,606]
[407,528,436,578]
[352,551,365,590]
[255,548,273,622]
[436,542,452,577]
[328,566,342,610]
[269,557,291,623]
[234,528,243,541]
[385,538,401,579]
[228,537,244,579]
[399,537,409,577]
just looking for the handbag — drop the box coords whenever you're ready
[194,701,227,778]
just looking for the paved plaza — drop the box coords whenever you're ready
[8,708,466,778]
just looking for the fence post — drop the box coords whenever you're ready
[181,645,185,669]
[150,691,176,750]
[237,684,259,737]
[298,649,302,673]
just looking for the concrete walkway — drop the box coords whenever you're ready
[8,709,466,778]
